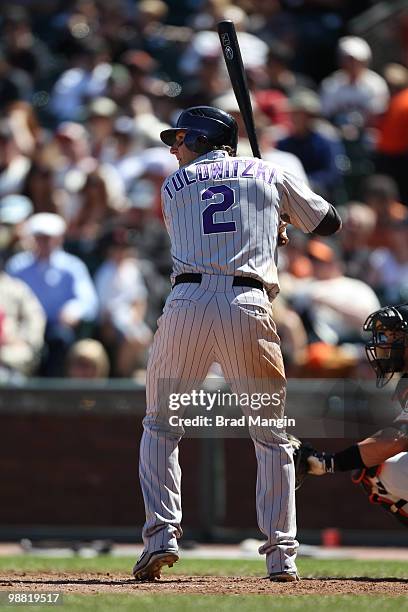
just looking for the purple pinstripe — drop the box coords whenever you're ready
[139,275,298,573]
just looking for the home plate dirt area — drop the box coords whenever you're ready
[1,573,408,596]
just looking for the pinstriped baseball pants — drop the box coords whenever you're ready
[139,274,298,574]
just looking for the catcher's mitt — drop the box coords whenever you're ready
[287,435,321,490]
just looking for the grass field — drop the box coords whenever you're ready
[1,555,408,577]
[8,593,406,612]
[0,556,407,611]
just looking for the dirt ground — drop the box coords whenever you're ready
[0,573,407,596]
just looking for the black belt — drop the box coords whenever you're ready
[173,273,264,291]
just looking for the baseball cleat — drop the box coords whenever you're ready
[269,571,300,582]
[132,550,179,581]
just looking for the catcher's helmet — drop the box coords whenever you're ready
[364,304,408,387]
[160,106,238,155]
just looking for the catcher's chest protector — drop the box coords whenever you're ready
[352,466,408,527]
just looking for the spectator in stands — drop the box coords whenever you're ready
[106,116,145,193]
[129,94,175,149]
[122,179,172,277]
[367,219,408,305]
[6,213,98,376]
[338,202,377,280]
[262,41,315,97]
[120,50,167,106]
[277,89,344,200]
[179,5,268,79]
[0,50,31,110]
[182,53,228,109]
[1,6,54,89]
[22,162,61,215]
[54,122,92,174]
[50,38,112,122]
[67,166,125,246]
[362,174,408,249]
[86,96,118,160]
[118,0,187,84]
[0,259,45,379]
[94,225,153,377]
[187,0,233,30]
[0,194,33,261]
[254,88,292,144]
[106,180,173,329]
[376,63,408,204]
[241,0,296,49]
[65,339,110,379]
[6,101,42,158]
[53,122,96,222]
[320,36,389,128]
[273,296,308,377]
[290,239,380,345]
[135,148,178,220]
[0,120,31,198]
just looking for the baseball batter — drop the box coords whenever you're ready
[133,106,341,582]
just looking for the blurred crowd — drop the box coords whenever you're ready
[1,0,408,381]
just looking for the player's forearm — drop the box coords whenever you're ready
[358,431,408,467]
[308,434,408,476]
[324,439,406,471]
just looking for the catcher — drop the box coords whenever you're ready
[294,303,408,525]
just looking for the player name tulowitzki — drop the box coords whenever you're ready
[169,415,295,428]
[163,159,276,199]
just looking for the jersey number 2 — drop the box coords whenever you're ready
[201,185,236,235]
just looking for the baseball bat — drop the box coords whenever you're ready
[217,20,289,244]
[217,19,261,159]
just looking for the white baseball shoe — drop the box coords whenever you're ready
[269,571,300,582]
[132,550,179,581]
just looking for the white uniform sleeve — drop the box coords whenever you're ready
[278,169,330,233]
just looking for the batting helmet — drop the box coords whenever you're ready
[160,106,238,155]
[364,304,408,387]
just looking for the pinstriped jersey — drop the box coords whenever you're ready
[161,149,330,299]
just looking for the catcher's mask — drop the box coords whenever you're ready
[160,106,238,155]
[364,305,408,387]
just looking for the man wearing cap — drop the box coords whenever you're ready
[320,36,389,127]
[6,213,98,376]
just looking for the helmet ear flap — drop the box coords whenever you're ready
[184,131,211,154]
